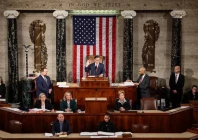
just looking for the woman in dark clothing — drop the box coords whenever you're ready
[114,90,131,111]
[98,113,115,132]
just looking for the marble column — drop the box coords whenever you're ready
[121,10,136,81]
[4,10,20,103]
[53,10,68,82]
[170,10,186,72]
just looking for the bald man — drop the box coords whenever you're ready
[169,65,185,108]
[134,67,150,100]
[52,113,71,136]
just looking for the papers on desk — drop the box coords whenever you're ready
[97,131,114,136]
[7,108,20,111]
[57,82,69,87]
[0,98,6,101]
[181,106,189,109]
[44,133,53,137]
[80,132,98,136]
[59,135,67,137]
[124,82,134,86]
[90,135,117,138]
[55,111,64,113]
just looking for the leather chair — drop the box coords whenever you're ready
[86,55,105,64]
[9,120,22,133]
[86,55,105,76]
[132,124,149,133]
[140,97,158,110]
[149,76,160,99]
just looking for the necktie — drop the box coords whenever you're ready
[60,122,63,132]
[44,76,47,83]
[139,76,143,83]
[175,74,177,83]
[96,65,98,73]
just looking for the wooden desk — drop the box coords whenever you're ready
[0,106,193,133]
[189,101,198,123]
[85,97,107,113]
[53,83,137,110]
[0,130,197,140]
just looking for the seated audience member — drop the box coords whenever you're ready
[0,76,6,98]
[52,113,71,136]
[98,113,116,132]
[33,93,54,111]
[114,90,131,111]
[60,92,77,112]
[183,85,198,103]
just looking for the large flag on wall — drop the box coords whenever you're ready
[73,16,116,83]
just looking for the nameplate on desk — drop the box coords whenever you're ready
[58,85,69,88]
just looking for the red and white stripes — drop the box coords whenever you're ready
[73,17,116,83]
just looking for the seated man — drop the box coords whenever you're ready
[114,90,131,111]
[85,55,105,77]
[98,113,116,132]
[60,92,77,112]
[183,85,198,103]
[52,113,71,136]
[33,93,54,112]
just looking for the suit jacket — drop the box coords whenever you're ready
[85,63,105,76]
[137,74,150,98]
[33,99,53,110]
[169,73,185,95]
[182,90,198,103]
[0,83,6,98]
[52,120,71,135]
[114,98,131,111]
[98,121,116,132]
[36,75,52,98]
[60,99,77,112]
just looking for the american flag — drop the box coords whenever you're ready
[73,16,116,82]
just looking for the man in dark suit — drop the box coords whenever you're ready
[36,68,52,98]
[52,113,71,136]
[134,67,150,99]
[169,65,185,108]
[85,55,105,77]
[182,85,198,103]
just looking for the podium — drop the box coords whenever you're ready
[80,77,109,88]
[85,97,107,113]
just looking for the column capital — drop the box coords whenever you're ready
[121,10,136,19]
[53,10,68,19]
[4,10,19,18]
[170,10,186,18]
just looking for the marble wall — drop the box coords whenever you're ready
[0,0,198,94]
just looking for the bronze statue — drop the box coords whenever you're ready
[29,20,48,72]
[142,20,160,72]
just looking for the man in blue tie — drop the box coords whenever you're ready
[85,55,105,77]
[36,68,52,98]
[52,113,71,136]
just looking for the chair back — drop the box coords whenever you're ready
[150,76,158,90]
[132,124,149,133]
[9,120,22,133]
[86,55,105,64]
[140,97,158,110]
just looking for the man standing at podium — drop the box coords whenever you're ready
[85,55,105,77]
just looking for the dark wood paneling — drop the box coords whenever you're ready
[0,107,193,134]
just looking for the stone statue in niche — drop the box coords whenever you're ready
[29,20,48,72]
[142,20,160,72]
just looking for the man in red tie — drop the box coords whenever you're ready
[85,55,105,77]
[134,67,150,108]
[169,65,185,109]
